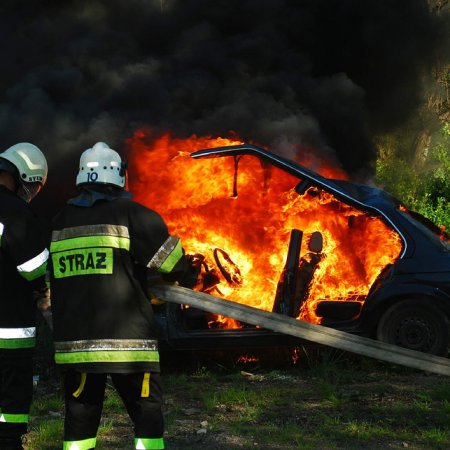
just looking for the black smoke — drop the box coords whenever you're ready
[0,0,447,216]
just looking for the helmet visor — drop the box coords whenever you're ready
[17,181,42,203]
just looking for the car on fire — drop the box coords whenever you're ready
[150,144,450,357]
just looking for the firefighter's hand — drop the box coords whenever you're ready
[34,287,51,311]
[149,293,166,306]
[148,280,179,305]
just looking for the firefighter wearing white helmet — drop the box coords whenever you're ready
[48,142,188,450]
[76,141,126,188]
[0,142,49,449]
[0,142,48,202]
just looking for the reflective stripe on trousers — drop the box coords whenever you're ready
[135,437,165,449]
[0,413,28,423]
[63,437,96,450]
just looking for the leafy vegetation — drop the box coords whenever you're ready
[375,122,450,231]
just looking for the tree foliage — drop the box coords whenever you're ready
[375,123,450,231]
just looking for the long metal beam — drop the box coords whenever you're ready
[151,285,450,376]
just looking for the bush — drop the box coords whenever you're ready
[376,123,450,231]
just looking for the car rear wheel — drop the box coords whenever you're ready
[376,299,449,356]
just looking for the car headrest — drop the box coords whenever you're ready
[308,231,323,253]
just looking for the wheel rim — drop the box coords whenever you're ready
[395,316,435,351]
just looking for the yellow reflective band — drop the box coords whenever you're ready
[159,239,183,274]
[55,349,160,365]
[0,327,36,339]
[0,222,3,246]
[0,338,35,349]
[52,224,129,241]
[72,372,87,398]
[135,437,165,449]
[17,248,49,272]
[0,413,29,423]
[141,372,150,398]
[50,235,130,252]
[0,326,36,349]
[54,338,158,352]
[52,247,113,278]
[147,236,182,272]
[17,248,49,280]
[63,437,97,450]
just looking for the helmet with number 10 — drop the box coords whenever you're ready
[76,142,126,188]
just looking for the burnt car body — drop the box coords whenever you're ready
[154,144,450,356]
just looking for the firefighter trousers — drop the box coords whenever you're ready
[0,356,33,450]
[63,370,164,450]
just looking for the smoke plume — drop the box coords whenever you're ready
[0,0,447,215]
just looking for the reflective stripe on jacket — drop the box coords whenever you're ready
[49,191,186,373]
[0,185,48,354]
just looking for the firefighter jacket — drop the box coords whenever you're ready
[0,185,48,357]
[48,188,187,373]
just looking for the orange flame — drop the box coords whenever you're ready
[292,347,301,365]
[236,355,259,363]
[127,130,403,326]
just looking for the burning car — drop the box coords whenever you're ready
[129,136,450,356]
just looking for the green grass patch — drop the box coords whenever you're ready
[27,419,63,450]
[103,386,124,412]
[26,355,450,450]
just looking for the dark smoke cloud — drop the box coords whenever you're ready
[0,0,447,215]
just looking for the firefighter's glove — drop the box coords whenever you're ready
[149,292,166,306]
[34,287,51,311]
[148,280,179,305]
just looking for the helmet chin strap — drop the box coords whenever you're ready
[119,160,128,177]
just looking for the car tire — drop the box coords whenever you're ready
[376,299,449,356]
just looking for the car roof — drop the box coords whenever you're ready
[191,144,448,258]
[191,144,400,211]
[191,144,409,255]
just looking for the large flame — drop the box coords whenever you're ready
[127,130,402,325]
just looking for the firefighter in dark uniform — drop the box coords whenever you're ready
[48,142,188,450]
[0,143,49,450]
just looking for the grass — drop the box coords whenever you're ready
[25,347,450,449]
[27,419,62,450]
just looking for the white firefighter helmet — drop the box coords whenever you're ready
[0,142,48,202]
[76,142,126,188]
